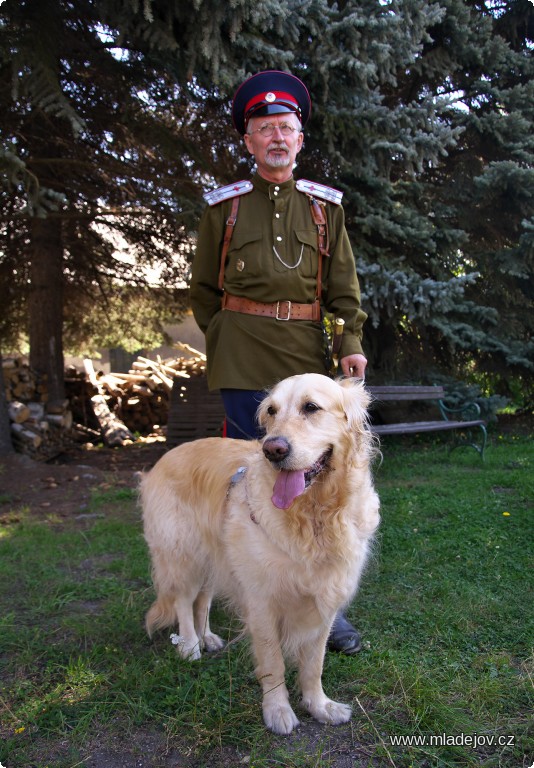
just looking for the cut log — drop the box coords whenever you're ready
[83,359,136,447]
[11,422,42,449]
[27,402,46,421]
[111,372,151,384]
[130,357,174,390]
[173,342,207,361]
[46,412,73,429]
[83,358,103,389]
[91,394,136,447]
[46,399,70,415]
[8,401,31,424]
[72,423,101,442]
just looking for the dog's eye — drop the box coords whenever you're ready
[303,402,321,414]
[266,405,277,416]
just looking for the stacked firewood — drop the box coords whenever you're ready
[3,345,208,458]
[3,357,73,460]
[67,344,207,442]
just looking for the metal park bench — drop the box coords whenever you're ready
[366,385,487,459]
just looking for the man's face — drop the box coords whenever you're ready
[244,113,304,179]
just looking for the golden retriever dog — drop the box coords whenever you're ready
[141,373,380,735]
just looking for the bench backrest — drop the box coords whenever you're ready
[366,385,446,402]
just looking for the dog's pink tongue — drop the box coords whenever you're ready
[272,470,306,510]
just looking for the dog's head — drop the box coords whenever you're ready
[257,374,374,509]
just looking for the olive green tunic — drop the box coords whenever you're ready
[190,173,367,391]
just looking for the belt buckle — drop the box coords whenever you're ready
[276,300,292,321]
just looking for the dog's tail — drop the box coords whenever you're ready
[145,595,176,638]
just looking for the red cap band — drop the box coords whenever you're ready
[245,90,300,116]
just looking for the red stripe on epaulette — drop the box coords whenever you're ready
[296,179,343,205]
[203,181,254,206]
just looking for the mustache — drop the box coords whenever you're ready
[267,143,289,153]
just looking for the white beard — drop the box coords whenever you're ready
[265,145,291,168]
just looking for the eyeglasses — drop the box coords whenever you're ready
[248,123,300,137]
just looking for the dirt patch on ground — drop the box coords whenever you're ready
[0,437,166,520]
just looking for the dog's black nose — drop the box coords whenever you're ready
[263,437,290,463]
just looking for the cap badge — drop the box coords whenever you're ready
[265,92,276,103]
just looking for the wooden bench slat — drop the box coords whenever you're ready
[371,419,484,435]
[367,386,446,401]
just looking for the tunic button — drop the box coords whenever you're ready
[274,186,280,191]
[275,213,280,218]
[276,236,283,242]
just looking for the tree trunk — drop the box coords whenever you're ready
[0,351,15,456]
[28,216,66,403]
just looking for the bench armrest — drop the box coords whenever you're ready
[438,399,482,422]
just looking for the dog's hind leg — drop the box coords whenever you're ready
[194,590,225,653]
[169,589,205,661]
[144,538,209,660]
[145,588,202,660]
[297,627,352,726]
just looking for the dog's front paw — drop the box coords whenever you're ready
[304,697,352,726]
[202,632,225,653]
[263,701,300,735]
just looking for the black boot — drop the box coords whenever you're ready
[328,612,362,655]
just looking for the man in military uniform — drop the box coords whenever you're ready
[190,70,368,655]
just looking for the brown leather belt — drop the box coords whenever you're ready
[222,292,321,322]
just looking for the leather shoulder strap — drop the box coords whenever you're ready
[308,197,330,259]
[307,196,330,304]
[217,196,240,292]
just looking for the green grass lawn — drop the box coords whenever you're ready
[0,433,532,767]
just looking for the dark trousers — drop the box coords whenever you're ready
[220,389,266,440]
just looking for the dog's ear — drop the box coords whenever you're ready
[256,398,268,428]
[256,388,273,428]
[337,378,372,434]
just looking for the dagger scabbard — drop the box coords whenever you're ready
[330,318,345,376]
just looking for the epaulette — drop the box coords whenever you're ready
[296,179,343,205]
[203,180,253,207]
